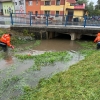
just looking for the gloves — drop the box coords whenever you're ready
[10,45,14,49]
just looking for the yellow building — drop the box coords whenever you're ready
[64,0,86,21]
[40,0,87,22]
[41,0,65,15]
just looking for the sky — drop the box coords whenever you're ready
[88,0,97,5]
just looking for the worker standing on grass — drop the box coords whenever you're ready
[0,33,14,52]
[94,32,100,49]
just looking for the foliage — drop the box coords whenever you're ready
[22,29,35,38]
[0,76,21,96]
[33,40,41,47]
[76,0,88,5]
[16,51,72,71]
[23,29,29,36]
[87,1,94,16]
[76,41,96,56]
[97,0,100,4]
[0,29,7,37]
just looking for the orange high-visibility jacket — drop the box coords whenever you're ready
[94,33,100,43]
[0,34,11,47]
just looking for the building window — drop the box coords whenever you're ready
[45,1,50,5]
[35,11,38,16]
[19,0,24,5]
[44,11,50,16]
[36,0,38,5]
[5,10,6,14]
[7,9,9,13]
[8,7,12,13]
[29,1,33,5]
[15,2,17,5]
[56,0,60,5]
[55,11,59,17]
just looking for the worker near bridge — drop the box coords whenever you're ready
[0,33,14,52]
[94,32,100,49]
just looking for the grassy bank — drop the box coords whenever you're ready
[16,41,100,100]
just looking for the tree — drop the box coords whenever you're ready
[94,0,100,15]
[97,0,100,4]
[95,0,100,10]
[87,1,94,16]
[76,0,88,4]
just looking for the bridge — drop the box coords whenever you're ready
[0,14,100,40]
[11,25,100,40]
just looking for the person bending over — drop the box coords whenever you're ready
[94,32,100,49]
[0,33,14,52]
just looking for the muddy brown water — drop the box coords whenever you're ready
[33,39,81,51]
[0,39,85,100]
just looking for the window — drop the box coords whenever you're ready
[55,11,59,17]
[56,0,60,5]
[45,1,50,5]
[5,10,6,14]
[44,11,50,16]
[36,0,38,5]
[7,9,9,13]
[19,0,24,5]
[35,11,38,16]
[8,7,11,13]
[29,1,33,5]
[15,2,17,5]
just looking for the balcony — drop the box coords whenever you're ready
[66,3,85,10]
[74,3,85,9]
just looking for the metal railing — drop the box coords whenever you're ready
[10,13,100,27]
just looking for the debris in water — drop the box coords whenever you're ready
[70,50,76,53]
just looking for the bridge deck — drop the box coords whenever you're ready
[11,25,100,34]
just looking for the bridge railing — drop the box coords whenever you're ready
[10,13,100,27]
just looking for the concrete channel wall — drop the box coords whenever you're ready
[10,25,100,40]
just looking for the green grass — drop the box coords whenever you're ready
[16,51,71,71]
[76,41,96,56]
[17,50,100,100]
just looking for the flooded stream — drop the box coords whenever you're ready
[0,39,82,69]
[0,38,86,100]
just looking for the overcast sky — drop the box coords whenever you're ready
[88,0,97,5]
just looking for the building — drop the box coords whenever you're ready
[0,1,3,15]
[12,0,26,13]
[41,0,65,15]
[65,0,86,21]
[0,0,14,16]
[26,0,41,15]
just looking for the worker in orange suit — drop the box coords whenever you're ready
[94,32,100,49]
[0,33,14,52]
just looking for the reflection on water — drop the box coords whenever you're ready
[33,39,82,51]
[4,55,14,65]
[0,51,14,69]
